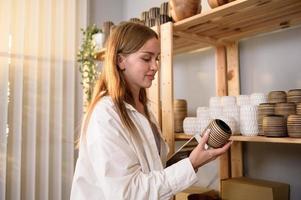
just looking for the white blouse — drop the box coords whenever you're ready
[70,96,198,200]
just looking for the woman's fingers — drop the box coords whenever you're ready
[199,129,210,148]
[189,136,232,169]
[208,141,232,158]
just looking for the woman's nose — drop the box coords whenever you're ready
[150,60,159,71]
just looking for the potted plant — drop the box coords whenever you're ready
[77,24,102,110]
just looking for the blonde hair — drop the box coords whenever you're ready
[81,22,158,142]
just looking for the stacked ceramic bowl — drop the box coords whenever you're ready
[268,91,287,103]
[219,116,236,135]
[196,107,211,133]
[258,103,275,135]
[140,11,149,22]
[250,93,268,105]
[287,115,301,137]
[209,96,222,107]
[209,96,223,119]
[206,119,232,148]
[129,18,144,24]
[287,89,301,104]
[143,6,172,27]
[183,117,195,135]
[236,95,250,106]
[263,115,287,137]
[221,96,236,107]
[159,2,172,24]
[297,103,301,115]
[274,102,296,118]
[183,117,202,135]
[240,105,259,136]
[222,105,239,134]
[174,99,187,133]
[160,2,169,16]
[149,7,160,20]
[200,118,211,134]
[197,107,210,119]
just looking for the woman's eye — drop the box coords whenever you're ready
[142,57,151,62]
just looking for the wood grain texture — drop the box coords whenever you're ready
[160,22,175,157]
[173,0,301,54]
[215,45,228,96]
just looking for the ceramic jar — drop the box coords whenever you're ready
[169,0,201,22]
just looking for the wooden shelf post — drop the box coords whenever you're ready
[215,45,231,181]
[226,42,243,178]
[160,22,175,157]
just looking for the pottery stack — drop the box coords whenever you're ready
[174,99,188,133]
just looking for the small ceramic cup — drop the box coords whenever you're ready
[202,119,232,148]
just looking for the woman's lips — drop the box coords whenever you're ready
[146,74,155,80]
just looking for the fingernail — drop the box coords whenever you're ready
[205,129,210,136]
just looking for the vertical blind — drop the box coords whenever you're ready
[0,0,87,199]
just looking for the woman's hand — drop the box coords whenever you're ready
[189,129,232,169]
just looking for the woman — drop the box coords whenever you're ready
[71,22,231,200]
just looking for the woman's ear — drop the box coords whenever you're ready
[117,54,126,71]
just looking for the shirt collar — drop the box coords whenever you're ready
[124,101,137,112]
[102,95,146,113]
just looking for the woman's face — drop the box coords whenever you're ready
[119,37,160,92]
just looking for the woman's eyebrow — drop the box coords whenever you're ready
[139,51,161,56]
[139,51,154,55]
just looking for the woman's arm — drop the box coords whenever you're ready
[86,115,198,200]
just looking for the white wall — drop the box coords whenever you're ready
[240,27,301,93]
[174,49,216,116]
[89,1,301,199]
[89,0,123,26]
[123,0,163,20]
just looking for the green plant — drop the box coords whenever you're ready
[77,24,102,107]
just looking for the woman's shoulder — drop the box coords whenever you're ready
[86,96,123,142]
[96,95,114,108]
[92,96,118,118]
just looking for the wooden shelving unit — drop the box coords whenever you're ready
[230,135,301,144]
[175,133,301,144]
[175,133,193,140]
[155,0,301,191]
[173,0,301,54]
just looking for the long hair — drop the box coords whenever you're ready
[81,22,158,141]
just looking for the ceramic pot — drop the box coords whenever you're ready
[202,119,232,148]
[208,0,228,9]
[169,0,201,22]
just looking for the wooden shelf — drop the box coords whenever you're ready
[175,133,301,144]
[175,133,193,140]
[230,135,301,144]
[96,48,106,61]
[173,0,301,54]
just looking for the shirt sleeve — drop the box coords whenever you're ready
[86,106,198,200]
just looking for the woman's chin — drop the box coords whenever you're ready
[143,81,153,88]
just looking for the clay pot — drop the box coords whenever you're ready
[208,0,228,9]
[169,0,201,22]
[203,119,232,148]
